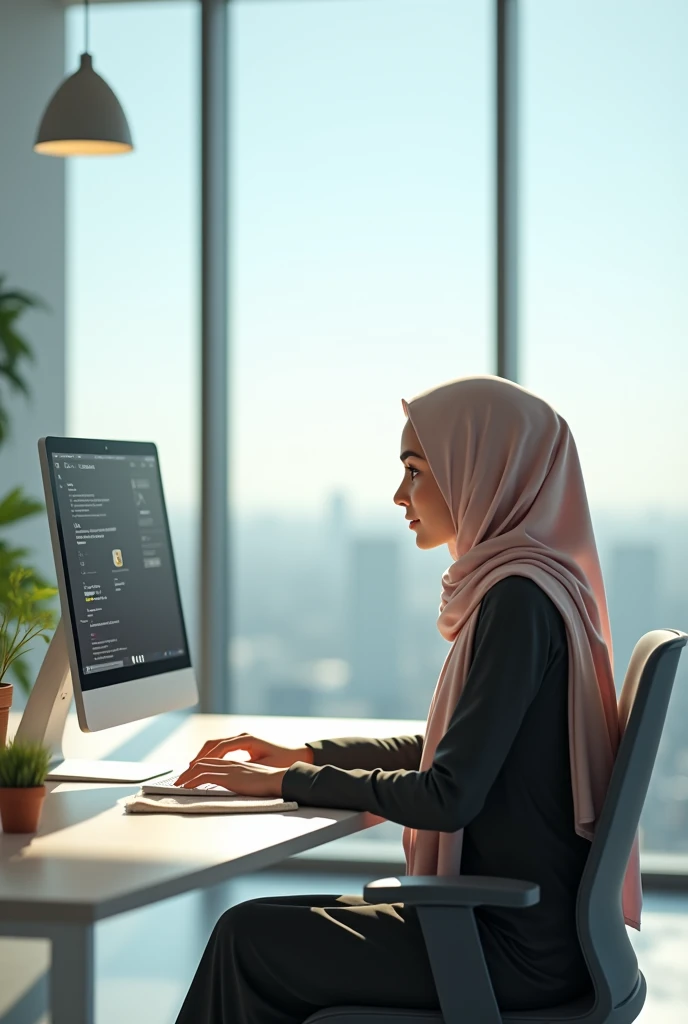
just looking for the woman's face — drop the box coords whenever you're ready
[393,418,455,550]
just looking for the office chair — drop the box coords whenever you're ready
[304,628,688,1024]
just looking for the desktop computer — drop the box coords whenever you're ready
[15,436,199,782]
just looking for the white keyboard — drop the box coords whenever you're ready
[142,772,236,797]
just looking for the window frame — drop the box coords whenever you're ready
[63,0,687,889]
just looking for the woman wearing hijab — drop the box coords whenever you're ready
[174,375,641,1024]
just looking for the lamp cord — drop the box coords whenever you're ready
[84,0,90,54]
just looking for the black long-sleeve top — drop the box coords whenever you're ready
[282,575,592,997]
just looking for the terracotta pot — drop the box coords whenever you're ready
[0,785,46,833]
[0,683,12,748]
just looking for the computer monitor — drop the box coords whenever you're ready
[15,436,198,782]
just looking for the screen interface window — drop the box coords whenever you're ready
[51,452,187,688]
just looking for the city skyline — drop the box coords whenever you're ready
[207,496,688,853]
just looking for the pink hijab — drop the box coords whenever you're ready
[400,375,642,931]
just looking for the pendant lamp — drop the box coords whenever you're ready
[34,0,133,157]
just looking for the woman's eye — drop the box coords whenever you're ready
[407,465,419,480]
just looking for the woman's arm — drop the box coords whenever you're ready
[282,577,557,832]
[305,735,424,772]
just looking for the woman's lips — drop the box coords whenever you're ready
[408,519,420,529]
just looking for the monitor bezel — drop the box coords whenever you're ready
[39,436,193,718]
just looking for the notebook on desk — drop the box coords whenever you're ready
[125,793,298,814]
[129,767,298,813]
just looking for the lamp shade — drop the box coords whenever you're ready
[34,53,133,157]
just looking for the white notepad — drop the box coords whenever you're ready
[125,793,298,814]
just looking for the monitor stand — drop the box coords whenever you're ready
[14,620,173,783]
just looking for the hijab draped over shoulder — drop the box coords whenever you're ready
[400,375,641,930]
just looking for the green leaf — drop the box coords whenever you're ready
[0,361,31,397]
[0,275,48,449]
[9,656,32,697]
[0,487,44,526]
[0,543,32,575]
[0,315,34,358]
[29,586,58,603]
[0,285,50,315]
[0,563,59,688]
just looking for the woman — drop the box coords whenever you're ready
[174,375,641,1024]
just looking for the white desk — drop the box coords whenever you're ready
[0,711,422,1024]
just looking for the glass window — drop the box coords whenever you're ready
[522,0,688,858]
[66,2,200,654]
[230,0,492,721]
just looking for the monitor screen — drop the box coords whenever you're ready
[43,437,191,691]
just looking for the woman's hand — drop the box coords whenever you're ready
[175,733,314,794]
[185,733,314,769]
[174,759,288,797]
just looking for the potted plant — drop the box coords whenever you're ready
[0,274,57,722]
[0,738,51,832]
[0,568,56,746]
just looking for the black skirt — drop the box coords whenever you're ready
[174,891,590,1024]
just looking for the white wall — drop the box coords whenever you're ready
[0,0,66,693]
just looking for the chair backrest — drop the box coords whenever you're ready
[576,628,687,1013]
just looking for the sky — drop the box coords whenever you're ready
[66,0,688,522]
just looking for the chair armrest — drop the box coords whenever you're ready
[364,875,540,908]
